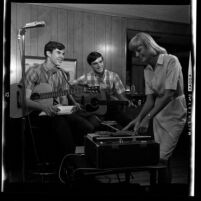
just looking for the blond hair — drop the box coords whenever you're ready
[129,32,167,54]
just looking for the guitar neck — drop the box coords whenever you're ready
[31,86,86,100]
[97,100,128,105]
[32,90,68,100]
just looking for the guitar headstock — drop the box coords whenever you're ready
[85,85,100,94]
[70,84,100,95]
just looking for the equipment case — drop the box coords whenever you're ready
[84,133,160,168]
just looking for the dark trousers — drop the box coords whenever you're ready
[29,111,101,164]
[65,111,101,145]
[29,114,75,164]
[104,104,133,127]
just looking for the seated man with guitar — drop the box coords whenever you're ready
[23,41,100,165]
[72,51,133,128]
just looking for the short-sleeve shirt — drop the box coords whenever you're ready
[24,62,69,104]
[144,54,184,97]
[73,69,125,96]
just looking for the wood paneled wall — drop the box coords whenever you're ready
[10,3,190,84]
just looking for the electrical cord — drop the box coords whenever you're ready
[58,153,117,184]
[58,153,85,183]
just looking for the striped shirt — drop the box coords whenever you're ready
[73,69,125,96]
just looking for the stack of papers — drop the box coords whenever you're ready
[39,105,76,116]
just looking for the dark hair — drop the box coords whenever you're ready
[87,51,103,65]
[44,41,65,57]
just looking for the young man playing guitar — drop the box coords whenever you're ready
[23,41,100,165]
[72,51,133,128]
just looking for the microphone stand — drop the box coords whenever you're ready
[18,28,27,182]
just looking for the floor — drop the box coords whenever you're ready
[3,131,191,198]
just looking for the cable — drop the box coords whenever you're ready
[58,153,116,184]
[58,153,83,184]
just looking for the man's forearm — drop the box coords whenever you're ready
[25,99,44,111]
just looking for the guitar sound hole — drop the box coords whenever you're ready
[31,93,40,100]
[90,98,98,106]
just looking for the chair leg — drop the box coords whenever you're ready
[125,171,131,183]
[158,158,172,184]
[150,169,157,185]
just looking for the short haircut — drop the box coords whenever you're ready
[87,51,103,65]
[44,41,65,57]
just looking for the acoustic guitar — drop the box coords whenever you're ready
[78,91,129,116]
[10,83,99,118]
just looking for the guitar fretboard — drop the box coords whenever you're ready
[31,86,91,100]
[92,99,129,105]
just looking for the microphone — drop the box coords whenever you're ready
[17,21,45,39]
[17,28,22,40]
[23,21,46,29]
